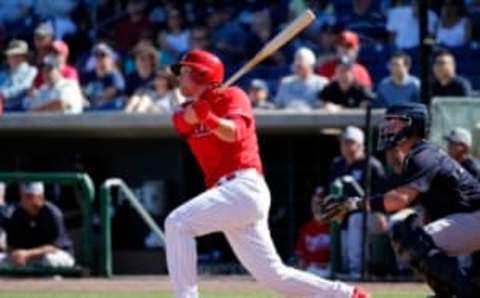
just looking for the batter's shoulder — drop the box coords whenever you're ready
[221,86,250,103]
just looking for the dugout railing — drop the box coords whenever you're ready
[0,172,95,276]
[99,178,166,277]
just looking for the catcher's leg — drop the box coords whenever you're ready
[391,213,478,298]
[225,219,355,298]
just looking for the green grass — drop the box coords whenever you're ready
[0,291,428,298]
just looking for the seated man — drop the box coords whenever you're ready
[445,127,480,181]
[319,59,374,112]
[327,126,388,278]
[248,79,275,110]
[24,55,84,113]
[0,40,38,111]
[274,47,328,110]
[0,182,74,268]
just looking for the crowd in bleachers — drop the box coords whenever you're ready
[0,0,478,114]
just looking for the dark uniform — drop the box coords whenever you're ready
[7,201,72,253]
[460,156,480,181]
[376,103,480,297]
[402,141,480,221]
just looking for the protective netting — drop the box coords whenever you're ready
[430,97,480,156]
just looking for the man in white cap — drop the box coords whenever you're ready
[274,47,329,110]
[0,40,38,111]
[445,127,480,181]
[24,54,84,113]
[326,126,388,278]
[0,182,74,268]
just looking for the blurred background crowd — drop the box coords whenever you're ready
[0,0,479,114]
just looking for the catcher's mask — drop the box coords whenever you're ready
[378,103,429,151]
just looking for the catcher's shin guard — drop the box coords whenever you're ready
[391,215,478,298]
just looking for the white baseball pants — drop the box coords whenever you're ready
[165,169,353,298]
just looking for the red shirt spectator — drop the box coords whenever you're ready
[315,31,372,88]
[296,219,331,269]
[33,40,79,88]
[316,60,372,89]
[114,0,152,53]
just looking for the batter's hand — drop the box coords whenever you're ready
[192,99,212,121]
[183,103,199,124]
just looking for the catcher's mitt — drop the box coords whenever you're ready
[315,194,363,222]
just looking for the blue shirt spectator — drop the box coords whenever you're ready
[0,40,37,112]
[340,0,386,41]
[82,43,126,110]
[375,52,420,108]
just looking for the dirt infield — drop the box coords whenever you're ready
[0,275,429,294]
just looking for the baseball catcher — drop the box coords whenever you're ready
[318,103,480,297]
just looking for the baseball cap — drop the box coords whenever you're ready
[4,39,29,56]
[250,79,269,92]
[342,126,365,144]
[93,43,114,57]
[294,47,316,66]
[338,31,359,49]
[51,40,69,57]
[20,182,45,195]
[444,127,472,147]
[35,22,54,37]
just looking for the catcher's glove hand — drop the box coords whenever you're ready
[316,195,363,222]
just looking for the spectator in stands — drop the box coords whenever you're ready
[33,40,79,89]
[189,25,211,51]
[248,79,275,110]
[327,126,387,278]
[157,8,190,60]
[445,127,480,180]
[316,31,372,88]
[319,58,374,112]
[24,55,84,113]
[431,49,472,97]
[0,1,31,25]
[386,0,439,49]
[437,0,472,47]
[33,0,78,40]
[125,67,181,113]
[115,0,152,53]
[126,42,158,96]
[246,10,285,66]
[274,47,329,110]
[0,182,74,268]
[82,43,126,110]
[208,5,248,67]
[339,0,386,41]
[375,52,420,108]
[33,23,55,67]
[0,40,37,112]
[296,187,331,278]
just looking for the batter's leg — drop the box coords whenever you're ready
[225,220,354,298]
[164,180,270,298]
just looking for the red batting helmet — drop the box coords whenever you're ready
[171,50,224,85]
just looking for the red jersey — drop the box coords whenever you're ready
[296,219,330,266]
[33,65,79,88]
[315,59,372,89]
[172,87,263,188]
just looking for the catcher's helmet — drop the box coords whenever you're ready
[170,50,224,85]
[377,103,429,150]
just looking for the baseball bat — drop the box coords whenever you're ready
[222,9,316,88]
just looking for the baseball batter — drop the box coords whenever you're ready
[165,49,368,298]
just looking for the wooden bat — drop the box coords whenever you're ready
[222,9,316,88]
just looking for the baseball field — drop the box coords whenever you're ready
[0,276,430,298]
